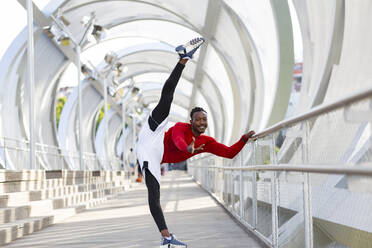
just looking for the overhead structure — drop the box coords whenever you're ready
[0,0,295,170]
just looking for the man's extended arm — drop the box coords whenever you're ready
[203,131,256,159]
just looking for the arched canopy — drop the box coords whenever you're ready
[0,0,294,169]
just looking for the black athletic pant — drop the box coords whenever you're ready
[148,62,185,131]
[145,168,168,231]
[145,62,185,232]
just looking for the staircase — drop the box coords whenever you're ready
[0,170,128,245]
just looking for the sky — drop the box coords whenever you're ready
[0,1,26,60]
[0,1,50,58]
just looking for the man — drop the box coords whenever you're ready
[126,148,136,175]
[136,37,256,247]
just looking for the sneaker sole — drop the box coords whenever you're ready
[160,244,187,248]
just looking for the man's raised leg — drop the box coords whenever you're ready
[149,59,188,131]
[149,37,205,132]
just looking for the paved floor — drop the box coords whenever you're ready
[5,171,264,248]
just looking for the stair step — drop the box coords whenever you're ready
[5,186,125,216]
[0,215,53,245]
[0,171,127,193]
[0,206,30,225]
[0,195,8,208]
[0,170,127,246]
[0,170,46,183]
[0,194,120,244]
[1,182,121,207]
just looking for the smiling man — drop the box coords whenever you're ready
[136,37,255,248]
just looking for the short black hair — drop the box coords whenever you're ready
[190,107,207,119]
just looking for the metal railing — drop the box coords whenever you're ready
[189,86,372,248]
[0,136,125,171]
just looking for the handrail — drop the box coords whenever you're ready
[0,138,118,158]
[189,163,372,176]
[252,84,372,139]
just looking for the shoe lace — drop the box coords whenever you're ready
[190,37,203,45]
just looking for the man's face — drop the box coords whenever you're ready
[190,111,208,135]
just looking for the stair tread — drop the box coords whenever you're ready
[0,181,118,196]
[0,215,52,229]
[6,187,118,206]
[0,205,29,212]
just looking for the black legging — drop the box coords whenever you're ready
[145,62,185,231]
[148,62,185,131]
[145,168,168,231]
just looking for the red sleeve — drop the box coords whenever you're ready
[203,135,247,159]
[171,123,189,152]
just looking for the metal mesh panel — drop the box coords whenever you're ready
[0,136,125,171]
[278,98,372,166]
[242,170,254,225]
[277,172,304,247]
[255,172,274,238]
[277,126,303,164]
[232,169,239,213]
[311,172,372,248]
[224,169,232,208]
[215,168,224,202]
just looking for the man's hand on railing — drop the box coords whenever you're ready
[243,130,256,142]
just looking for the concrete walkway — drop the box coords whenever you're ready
[5,171,264,248]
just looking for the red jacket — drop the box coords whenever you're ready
[161,122,247,164]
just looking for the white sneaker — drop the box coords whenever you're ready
[160,234,187,247]
[175,37,205,59]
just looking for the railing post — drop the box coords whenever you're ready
[132,111,136,167]
[239,152,244,218]
[270,134,279,248]
[27,0,36,170]
[76,46,84,171]
[223,160,227,205]
[205,164,208,191]
[252,141,258,229]
[103,77,109,170]
[302,122,313,248]
[3,138,7,169]
[60,151,63,170]
[230,161,234,211]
